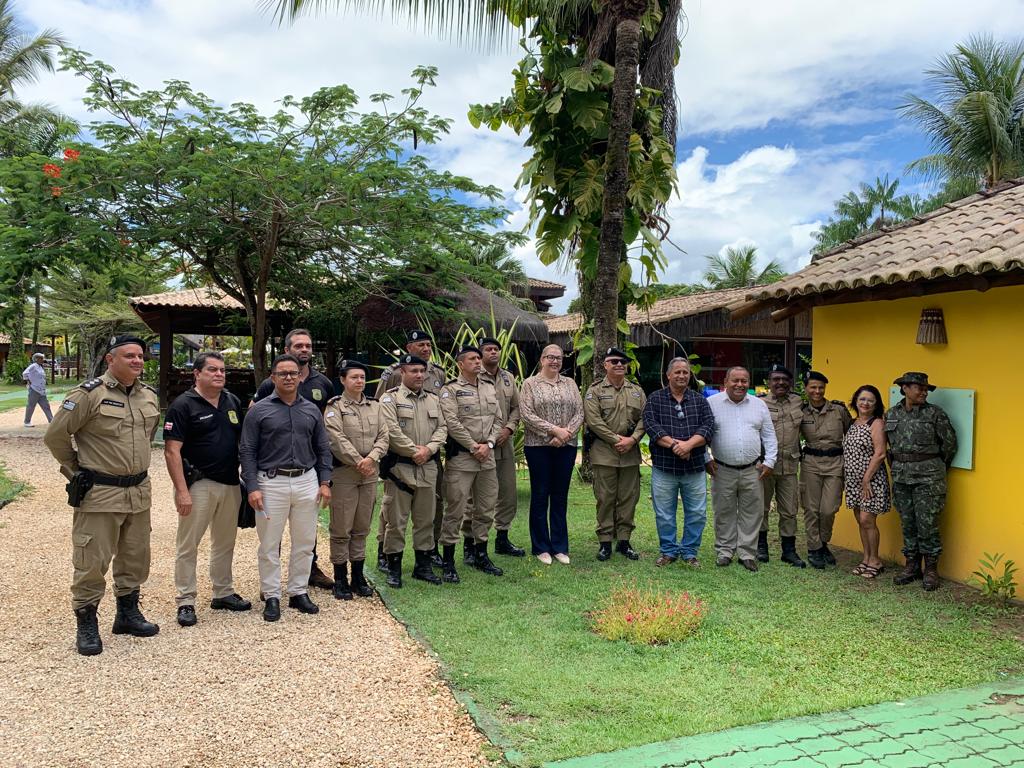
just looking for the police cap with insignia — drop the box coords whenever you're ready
[805,370,829,385]
[894,371,936,391]
[399,354,428,367]
[768,363,793,379]
[107,334,147,353]
[479,337,502,350]
[455,345,482,359]
[406,329,430,343]
[339,359,368,375]
[603,347,628,362]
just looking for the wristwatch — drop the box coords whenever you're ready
[487,441,495,449]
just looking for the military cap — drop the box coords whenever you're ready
[406,329,430,342]
[894,371,936,391]
[479,337,502,349]
[455,345,482,359]
[768,363,793,379]
[603,347,628,361]
[399,354,428,367]
[339,359,368,375]
[107,334,147,353]
[805,370,829,385]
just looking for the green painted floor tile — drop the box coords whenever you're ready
[973,714,1024,734]
[876,751,935,768]
[850,739,912,761]
[961,732,1016,753]
[788,735,849,756]
[899,730,952,751]
[804,746,870,768]
[983,743,1024,764]
[834,728,887,748]
[942,756,997,768]
[913,741,978,762]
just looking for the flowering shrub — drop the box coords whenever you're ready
[63,148,80,161]
[42,163,62,178]
[590,582,707,645]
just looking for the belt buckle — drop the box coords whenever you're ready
[267,469,277,479]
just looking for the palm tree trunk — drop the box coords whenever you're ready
[31,288,41,351]
[593,10,642,380]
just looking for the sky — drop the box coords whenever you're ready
[20,0,1024,313]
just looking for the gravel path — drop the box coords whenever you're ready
[0,406,492,768]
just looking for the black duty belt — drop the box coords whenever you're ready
[803,447,843,458]
[90,470,148,487]
[890,452,940,463]
[270,467,311,478]
[715,459,759,470]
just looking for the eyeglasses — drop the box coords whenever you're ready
[274,371,300,378]
[543,355,563,361]
[607,359,627,366]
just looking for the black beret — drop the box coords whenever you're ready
[339,359,368,375]
[805,371,829,385]
[603,347,628,360]
[479,337,502,349]
[406,329,430,343]
[455,345,482,359]
[769,363,793,379]
[108,335,147,353]
[400,354,428,367]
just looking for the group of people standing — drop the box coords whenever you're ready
[42,329,959,658]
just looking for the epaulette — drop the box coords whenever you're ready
[831,399,846,406]
[445,379,458,386]
[80,378,103,391]
[327,395,342,404]
[139,381,157,393]
[387,386,400,393]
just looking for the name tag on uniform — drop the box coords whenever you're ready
[228,410,239,424]
[198,414,214,421]
[396,403,413,410]
[100,399,124,408]
[456,390,474,398]
[598,394,613,400]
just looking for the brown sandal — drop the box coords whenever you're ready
[852,562,868,575]
[860,564,884,579]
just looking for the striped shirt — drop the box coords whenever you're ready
[707,391,778,468]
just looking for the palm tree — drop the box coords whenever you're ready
[901,35,1024,190]
[702,245,785,290]
[813,176,926,254]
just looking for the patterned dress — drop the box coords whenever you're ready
[842,418,892,514]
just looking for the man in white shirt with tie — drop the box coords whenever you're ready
[705,366,778,572]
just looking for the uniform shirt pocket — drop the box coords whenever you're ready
[140,402,160,433]
[72,532,93,569]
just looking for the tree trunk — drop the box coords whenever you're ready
[10,286,27,352]
[593,12,642,381]
[31,289,41,351]
[576,270,596,485]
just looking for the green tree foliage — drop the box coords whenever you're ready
[701,245,784,289]
[813,176,927,254]
[901,34,1024,191]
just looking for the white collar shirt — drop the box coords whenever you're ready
[707,391,778,468]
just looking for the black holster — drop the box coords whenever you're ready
[66,469,95,507]
[182,458,205,489]
[380,453,416,496]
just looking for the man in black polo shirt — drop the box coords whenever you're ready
[252,328,337,590]
[164,351,251,627]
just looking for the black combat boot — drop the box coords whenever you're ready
[386,552,403,588]
[333,563,353,601]
[412,550,443,585]
[756,531,770,563]
[74,604,103,656]
[441,544,460,584]
[922,555,940,591]
[473,542,504,576]
[806,548,827,570]
[112,590,160,637]
[597,542,613,561]
[462,536,478,566]
[376,542,389,574]
[820,543,837,565]
[780,536,806,568]
[430,545,444,568]
[350,560,374,597]
[893,552,922,585]
[616,540,640,560]
[494,529,526,557]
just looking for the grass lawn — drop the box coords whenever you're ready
[0,460,25,509]
[0,381,79,413]
[368,468,1024,766]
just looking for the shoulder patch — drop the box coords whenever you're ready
[586,392,593,400]
[80,378,103,391]
[381,396,393,403]
[62,400,77,411]
[441,391,450,398]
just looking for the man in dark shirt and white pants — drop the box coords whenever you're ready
[164,351,250,627]
[241,354,333,622]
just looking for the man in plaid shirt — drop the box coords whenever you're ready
[642,357,715,567]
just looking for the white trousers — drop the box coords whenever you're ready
[255,470,319,599]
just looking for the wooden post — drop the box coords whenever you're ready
[49,335,56,383]
[785,316,797,374]
[158,308,172,409]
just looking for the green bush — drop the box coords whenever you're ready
[968,552,1018,604]
[3,352,29,384]
[591,581,708,645]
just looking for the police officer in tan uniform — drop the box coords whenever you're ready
[44,335,161,656]
[799,371,852,569]
[583,347,646,561]
[324,360,390,600]
[759,363,806,567]
[379,355,447,587]
[374,330,448,572]
[440,345,505,578]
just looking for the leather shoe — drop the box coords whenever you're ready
[308,563,334,590]
[288,594,320,614]
[740,558,759,572]
[655,554,677,567]
[210,593,252,611]
[683,557,700,568]
[616,541,640,560]
[263,598,280,622]
[177,605,197,627]
[597,542,613,561]
[716,555,732,567]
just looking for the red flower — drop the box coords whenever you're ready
[43,163,62,178]
[50,186,62,197]
[625,614,634,623]
[63,148,80,161]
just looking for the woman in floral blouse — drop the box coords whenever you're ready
[520,344,584,564]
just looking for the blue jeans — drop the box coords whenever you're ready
[525,445,577,555]
[651,467,708,560]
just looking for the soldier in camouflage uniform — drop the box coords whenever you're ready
[886,372,958,591]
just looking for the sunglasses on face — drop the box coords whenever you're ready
[607,359,627,366]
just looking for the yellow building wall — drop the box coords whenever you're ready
[812,284,1024,584]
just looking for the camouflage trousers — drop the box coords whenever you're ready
[893,481,945,557]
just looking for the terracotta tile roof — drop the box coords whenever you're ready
[748,178,1024,302]
[527,277,566,291]
[129,288,244,309]
[0,334,50,347]
[544,286,753,335]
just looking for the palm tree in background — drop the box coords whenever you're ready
[813,175,924,254]
[702,245,785,290]
[901,34,1024,190]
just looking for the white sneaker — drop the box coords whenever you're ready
[537,552,552,565]
[23,423,33,428]
[554,553,571,565]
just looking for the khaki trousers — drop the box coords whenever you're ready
[384,481,436,554]
[71,507,152,610]
[592,464,640,542]
[800,471,843,550]
[255,470,319,600]
[174,479,241,607]
[329,476,376,563]
[443,467,497,545]
[380,461,444,548]
[493,444,519,531]
[712,465,763,561]
[761,473,799,537]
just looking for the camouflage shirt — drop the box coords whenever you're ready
[884,399,958,485]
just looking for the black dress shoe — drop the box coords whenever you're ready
[740,558,759,572]
[288,593,320,614]
[177,605,198,627]
[616,541,640,560]
[806,549,827,570]
[263,598,280,622]
[211,593,252,611]
[597,542,613,561]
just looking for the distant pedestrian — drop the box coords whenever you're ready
[22,352,53,427]
[843,385,891,579]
